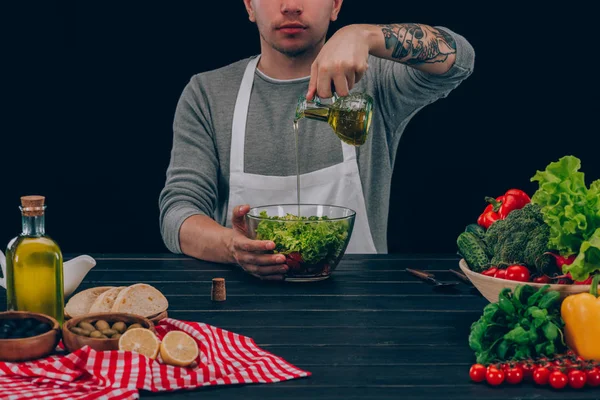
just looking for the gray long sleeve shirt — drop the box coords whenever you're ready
[159,27,475,254]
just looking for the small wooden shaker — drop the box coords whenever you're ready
[211,278,226,301]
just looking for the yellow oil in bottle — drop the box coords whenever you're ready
[295,92,374,147]
[303,107,372,146]
[5,196,64,325]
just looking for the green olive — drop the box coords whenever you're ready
[127,323,142,331]
[89,330,103,338]
[112,321,127,333]
[70,327,88,336]
[99,334,108,338]
[78,322,95,332]
[101,329,118,336]
[112,333,122,340]
[95,320,110,331]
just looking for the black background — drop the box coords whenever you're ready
[0,2,597,255]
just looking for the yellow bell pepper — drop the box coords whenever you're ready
[561,274,600,360]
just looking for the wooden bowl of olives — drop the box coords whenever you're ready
[0,311,60,362]
[62,312,154,353]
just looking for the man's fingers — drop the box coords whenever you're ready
[333,73,349,97]
[316,66,333,99]
[232,204,250,220]
[306,62,319,100]
[346,70,356,91]
[355,61,368,84]
[240,252,286,266]
[235,237,275,253]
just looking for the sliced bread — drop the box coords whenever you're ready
[88,286,127,313]
[64,286,114,318]
[111,283,168,317]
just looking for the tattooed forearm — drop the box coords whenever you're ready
[378,23,456,65]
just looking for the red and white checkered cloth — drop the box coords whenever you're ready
[0,318,311,400]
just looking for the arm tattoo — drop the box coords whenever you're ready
[378,23,456,65]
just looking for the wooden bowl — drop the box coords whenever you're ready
[62,312,154,353]
[149,310,168,323]
[459,258,596,303]
[0,311,61,362]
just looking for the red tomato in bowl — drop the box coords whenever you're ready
[505,265,531,282]
[494,268,507,279]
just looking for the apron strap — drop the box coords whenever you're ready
[230,55,261,174]
[341,142,357,163]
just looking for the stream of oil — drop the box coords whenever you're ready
[293,119,300,217]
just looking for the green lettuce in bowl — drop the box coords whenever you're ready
[245,205,355,281]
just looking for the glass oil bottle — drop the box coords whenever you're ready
[295,92,374,146]
[5,195,64,325]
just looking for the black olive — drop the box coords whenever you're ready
[2,320,16,330]
[0,331,7,339]
[33,322,50,335]
[22,319,35,330]
[0,325,9,335]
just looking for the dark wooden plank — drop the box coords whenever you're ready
[82,268,469,283]
[255,344,473,365]
[141,385,600,400]
[158,310,483,329]
[72,293,483,311]
[74,281,480,296]
[182,326,468,346]
[82,258,463,271]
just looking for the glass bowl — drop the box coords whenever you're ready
[245,204,356,282]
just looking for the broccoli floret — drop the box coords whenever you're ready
[484,203,553,273]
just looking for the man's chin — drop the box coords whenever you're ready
[271,43,311,58]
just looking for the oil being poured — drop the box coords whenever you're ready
[293,119,301,217]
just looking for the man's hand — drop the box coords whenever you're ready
[228,204,288,280]
[306,25,372,100]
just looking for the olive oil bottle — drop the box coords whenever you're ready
[5,196,64,325]
[295,92,373,146]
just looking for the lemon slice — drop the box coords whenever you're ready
[118,328,160,359]
[159,331,199,367]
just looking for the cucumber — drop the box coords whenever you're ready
[457,231,490,272]
[465,223,486,241]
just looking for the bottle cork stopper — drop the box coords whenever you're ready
[20,195,46,217]
[211,278,226,301]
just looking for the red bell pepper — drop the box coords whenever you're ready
[477,189,531,229]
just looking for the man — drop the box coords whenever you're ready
[159,0,475,280]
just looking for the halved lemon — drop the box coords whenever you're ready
[159,331,199,367]
[118,328,160,359]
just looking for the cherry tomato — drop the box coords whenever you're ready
[486,368,505,386]
[533,367,550,385]
[505,366,524,384]
[481,268,498,277]
[533,275,552,283]
[549,371,568,389]
[469,364,487,383]
[568,369,587,389]
[495,269,507,279]
[505,265,531,282]
[586,367,600,387]
[520,362,536,381]
[285,252,303,271]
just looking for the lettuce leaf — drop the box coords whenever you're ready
[530,155,600,280]
[255,211,349,265]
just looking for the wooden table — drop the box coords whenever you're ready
[2,254,598,399]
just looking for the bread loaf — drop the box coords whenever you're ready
[111,283,169,317]
[64,286,114,318]
[89,286,127,313]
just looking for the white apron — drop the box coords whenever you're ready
[225,55,377,254]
